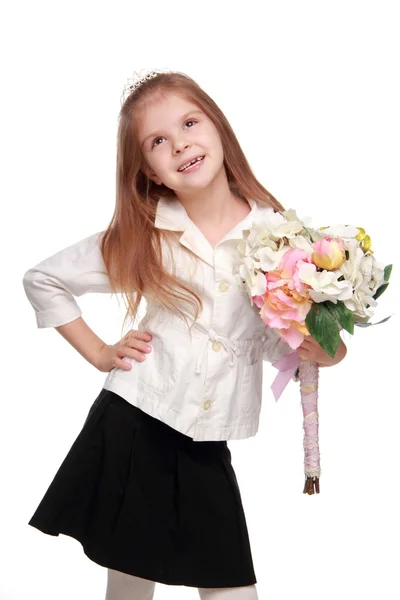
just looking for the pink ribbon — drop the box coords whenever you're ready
[270,325,343,401]
[271,350,299,401]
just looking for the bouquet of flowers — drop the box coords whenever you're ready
[237,207,393,495]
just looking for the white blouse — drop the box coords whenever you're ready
[22,195,296,441]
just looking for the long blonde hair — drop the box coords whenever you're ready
[100,72,286,333]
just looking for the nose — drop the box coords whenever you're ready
[173,140,190,155]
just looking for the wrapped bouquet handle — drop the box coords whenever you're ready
[271,351,321,494]
[299,358,320,494]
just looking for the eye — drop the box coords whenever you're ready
[185,119,197,128]
[151,136,165,149]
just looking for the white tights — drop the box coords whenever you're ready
[105,568,259,599]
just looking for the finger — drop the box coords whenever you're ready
[120,334,143,348]
[114,357,133,370]
[297,342,310,352]
[118,347,147,362]
[129,340,152,353]
[301,342,317,354]
[127,330,153,341]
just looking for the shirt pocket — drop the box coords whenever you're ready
[239,358,263,415]
[137,333,185,394]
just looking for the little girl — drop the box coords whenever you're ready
[22,69,347,600]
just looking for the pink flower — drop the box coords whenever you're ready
[311,237,346,270]
[254,248,313,349]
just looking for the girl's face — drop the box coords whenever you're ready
[137,93,225,194]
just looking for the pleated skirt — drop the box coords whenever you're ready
[28,388,257,588]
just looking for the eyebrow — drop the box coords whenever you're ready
[141,109,204,148]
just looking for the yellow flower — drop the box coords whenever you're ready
[356,227,372,252]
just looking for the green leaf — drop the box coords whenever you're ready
[372,281,389,300]
[384,264,392,282]
[324,300,354,334]
[305,303,341,358]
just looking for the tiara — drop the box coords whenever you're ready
[120,68,172,105]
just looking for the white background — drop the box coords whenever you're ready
[2,1,399,599]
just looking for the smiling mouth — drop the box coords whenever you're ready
[177,156,205,172]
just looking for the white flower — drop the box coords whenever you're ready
[245,225,279,249]
[239,264,267,297]
[359,253,385,296]
[343,289,377,318]
[338,239,365,288]
[246,209,305,246]
[298,262,354,303]
[257,245,290,271]
[312,224,360,241]
[239,211,307,273]
[288,234,314,254]
[338,239,385,317]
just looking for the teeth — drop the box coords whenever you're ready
[179,156,204,171]
[180,158,201,171]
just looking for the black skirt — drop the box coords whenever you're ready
[29,388,257,589]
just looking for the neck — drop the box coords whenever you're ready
[174,167,247,226]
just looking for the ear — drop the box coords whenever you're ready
[141,161,163,186]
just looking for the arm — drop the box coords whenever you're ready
[22,232,153,372]
[22,231,110,328]
[262,325,348,368]
[55,316,107,368]
[22,231,111,368]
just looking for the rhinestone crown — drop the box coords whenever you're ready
[120,68,172,105]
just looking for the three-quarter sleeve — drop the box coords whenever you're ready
[262,326,300,381]
[262,326,291,362]
[22,231,111,328]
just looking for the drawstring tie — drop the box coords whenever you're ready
[195,329,237,374]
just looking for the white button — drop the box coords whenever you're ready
[212,340,222,352]
[203,400,211,411]
[219,281,230,292]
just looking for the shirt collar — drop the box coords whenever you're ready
[154,194,192,231]
[154,194,260,267]
[154,194,259,233]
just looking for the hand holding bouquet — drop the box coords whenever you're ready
[237,207,392,494]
